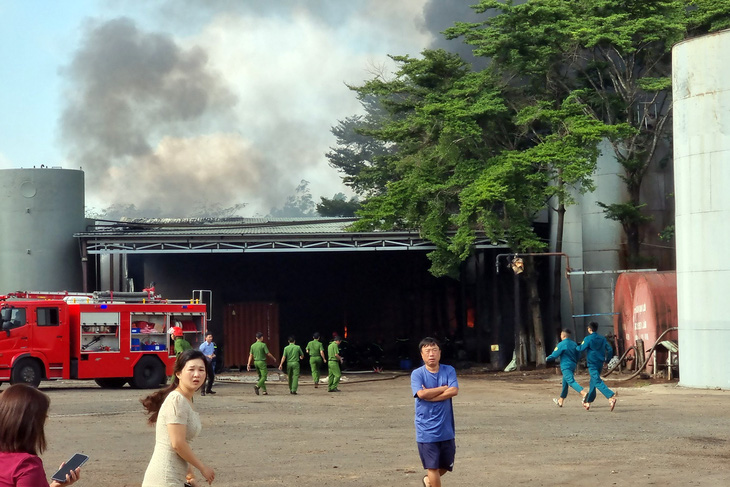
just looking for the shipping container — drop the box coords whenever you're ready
[222,302,280,369]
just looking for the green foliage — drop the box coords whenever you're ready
[658,225,675,242]
[596,202,653,226]
[328,0,730,275]
[687,0,730,33]
[637,77,672,92]
[346,50,614,275]
[316,193,361,217]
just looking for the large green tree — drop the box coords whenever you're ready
[447,0,730,267]
[328,0,729,367]
[343,49,621,366]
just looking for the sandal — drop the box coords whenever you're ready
[609,396,617,412]
[422,475,429,487]
[583,401,590,411]
[553,398,562,407]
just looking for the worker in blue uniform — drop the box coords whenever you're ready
[545,329,587,407]
[576,322,617,411]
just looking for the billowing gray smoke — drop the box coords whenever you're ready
[60,2,486,219]
[423,0,486,65]
[60,17,275,218]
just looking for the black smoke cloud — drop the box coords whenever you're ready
[60,17,271,218]
[423,0,485,63]
[60,3,490,219]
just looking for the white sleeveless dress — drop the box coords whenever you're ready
[142,391,202,486]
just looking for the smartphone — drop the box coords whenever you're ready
[51,453,89,482]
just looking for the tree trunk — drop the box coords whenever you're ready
[526,258,546,367]
[552,198,566,340]
[626,184,643,267]
[514,273,527,370]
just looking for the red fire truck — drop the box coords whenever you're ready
[0,290,209,388]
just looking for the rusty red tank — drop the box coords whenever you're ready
[613,272,645,358]
[621,272,678,373]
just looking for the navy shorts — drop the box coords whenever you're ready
[417,439,455,471]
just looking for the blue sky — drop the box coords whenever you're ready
[0,1,474,217]
[0,1,94,168]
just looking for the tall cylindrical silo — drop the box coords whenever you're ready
[673,29,730,389]
[0,168,85,293]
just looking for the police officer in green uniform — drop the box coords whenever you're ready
[279,335,304,394]
[172,326,192,355]
[247,332,276,395]
[306,332,327,388]
[327,335,343,392]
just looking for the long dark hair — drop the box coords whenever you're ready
[0,384,50,455]
[141,349,209,424]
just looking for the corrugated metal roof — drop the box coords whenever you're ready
[75,217,507,255]
[76,217,364,237]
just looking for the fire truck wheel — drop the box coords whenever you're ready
[130,356,166,389]
[94,378,129,388]
[11,359,42,388]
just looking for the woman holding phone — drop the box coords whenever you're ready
[141,349,215,486]
[0,384,82,487]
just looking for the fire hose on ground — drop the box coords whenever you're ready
[602,326,679,381]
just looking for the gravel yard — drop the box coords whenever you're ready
[27,369,730,486]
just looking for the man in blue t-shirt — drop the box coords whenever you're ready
[576,322,617,411]
[546,329,587,407]
[410,337,459,487]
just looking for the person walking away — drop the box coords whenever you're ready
[173,326,192,356]
[545,329,587,407]
[0,384,82,487]
[199,333,217,396]
[576,322,617,411]
[279,335,304,394]
[327,335,343,392]
[306,332,327,388]
[411,337,459,487]
[141,349,215,486]
[247,332,277,395]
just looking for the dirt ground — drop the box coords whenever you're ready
[29,368,730,486]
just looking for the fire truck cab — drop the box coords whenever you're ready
[0,290,209,389]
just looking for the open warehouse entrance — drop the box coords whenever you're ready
[77,218,521,370]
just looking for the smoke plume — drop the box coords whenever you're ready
[59,2,486,218]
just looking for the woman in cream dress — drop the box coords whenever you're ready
[141,349,215,486]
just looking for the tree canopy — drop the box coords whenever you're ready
[446,0,730,265]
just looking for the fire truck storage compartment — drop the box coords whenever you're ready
[80,312,121,352]
[130,312,206,354]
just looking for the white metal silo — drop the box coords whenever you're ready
[0,168,85,293]
[673,29,730,389]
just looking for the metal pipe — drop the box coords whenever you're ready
[603,327,679,380]
[567,269,657,276]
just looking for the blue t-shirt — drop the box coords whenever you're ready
[546,338,580,371]
[410,364,458,443]
[576,332,613,367]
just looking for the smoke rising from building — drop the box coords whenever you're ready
[59,1,480,218]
